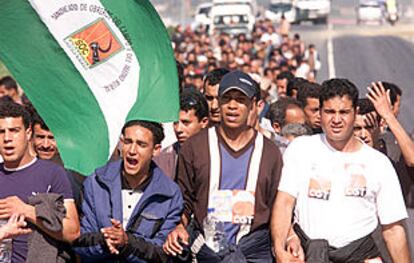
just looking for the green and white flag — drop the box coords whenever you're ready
[0,0,179,175]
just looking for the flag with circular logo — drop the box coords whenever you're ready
[0,0,179,175]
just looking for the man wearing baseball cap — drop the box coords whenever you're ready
[163,71,284,262]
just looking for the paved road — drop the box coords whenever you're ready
[333,35,414,133]
[291,10,414,131]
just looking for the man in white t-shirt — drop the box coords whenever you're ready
[271,78,411,263]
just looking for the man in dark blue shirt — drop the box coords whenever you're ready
[0,101,79,262]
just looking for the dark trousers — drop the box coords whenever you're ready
[176,224,273,263]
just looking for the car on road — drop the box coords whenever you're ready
[356,0,383,24]
[294,0,331,24]
[209,0,256,35]
[265,1,296,23]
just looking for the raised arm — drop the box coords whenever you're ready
[367,82,414,167]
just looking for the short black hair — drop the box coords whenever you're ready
[320,78,359,109]
[268,97,302,127]
[276,71,294,81]
[191,74,203,80]
[357,98,375,115]
[252,78,261,101]
[31,111,49,131]
[121,120,165,145]
[381,82,402,106]
[263,67,272,76]
[203,68,229,87]
[0,101,31,129]
[0,96,14,104]
[357,98,381,123]
[0,76,18,91]
[287,77,307,97]
[180,89,209,121]
[297,81,322,108]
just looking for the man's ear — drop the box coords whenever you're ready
[201,117,209,128]
[153,144,162,157]
[257,99,266,115]
[25,127,32,141]
[272,122,281,134]
[251,97,257,108]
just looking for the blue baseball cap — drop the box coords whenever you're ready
[218,71,257,99]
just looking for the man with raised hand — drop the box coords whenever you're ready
[272,79,410,263]
[368,82,414,206]
[353,98,381,148]
[368,82,414,168]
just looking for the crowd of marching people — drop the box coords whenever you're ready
[0,17,413,263]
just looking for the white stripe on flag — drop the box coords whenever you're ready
[28,0,140,157]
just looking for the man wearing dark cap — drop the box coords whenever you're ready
[163,71,284,262]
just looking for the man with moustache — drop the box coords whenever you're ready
[31,113,58,160]
[74,120,183,262]
[163,71,284,262]
[30,113,84,211]
[272,79,410,263]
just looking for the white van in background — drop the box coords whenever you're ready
[294,0,331,24]
[209,0,257,35]
[265,0,297,23]
[193,3,213,28]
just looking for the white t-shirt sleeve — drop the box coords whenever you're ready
[278,139,302,198]
[376,155,408,225]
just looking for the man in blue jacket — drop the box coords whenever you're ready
[74,120,183,263]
